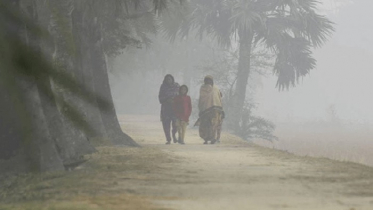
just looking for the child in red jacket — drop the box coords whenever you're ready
[173,85,192,144]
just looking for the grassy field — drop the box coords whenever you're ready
[253,122,373,167]
[0,146,174,210]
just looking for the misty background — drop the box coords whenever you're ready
[3,1,373,208]
[110,0,372,124]
[107,0,373,165]
[257,0,373,124]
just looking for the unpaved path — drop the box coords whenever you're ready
[120,115,373,210]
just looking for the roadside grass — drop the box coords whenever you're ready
[253,122,373,167]
[0,146,173,210]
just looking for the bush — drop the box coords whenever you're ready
[227,105,278,142]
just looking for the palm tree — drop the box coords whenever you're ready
[166,0,334,128]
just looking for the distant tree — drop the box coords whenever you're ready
[164,0,334,128]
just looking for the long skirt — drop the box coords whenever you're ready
[199,108,222,142]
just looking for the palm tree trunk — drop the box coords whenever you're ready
[231,32,254,129]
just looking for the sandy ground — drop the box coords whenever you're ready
[119,115,373,210]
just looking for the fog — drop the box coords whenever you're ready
[3,0,373,208]
[110,0,372,124]
[256,0,373,124]
[107,0,373,165]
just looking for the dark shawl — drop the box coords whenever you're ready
[158,75,179,121]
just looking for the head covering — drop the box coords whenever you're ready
[163,74,175,84]
[204,75,214,85]
[204,75,213,81]
[159,75,179,104]
[199,76,222,113]
[159,76,180,121]
[179,85,189,94]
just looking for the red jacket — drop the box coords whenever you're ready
[173,95,192,122]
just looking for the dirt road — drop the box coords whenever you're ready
[120,115,373,210]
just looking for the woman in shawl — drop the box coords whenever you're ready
[198,75,223,144]
[159,74,180,144]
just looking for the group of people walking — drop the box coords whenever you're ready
[158,74,224,145]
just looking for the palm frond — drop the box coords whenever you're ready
[158,1,192,43]
[250,0,334,89]
[230,0,262,36]
[191,0,232,47]
[273,34,316,90]
[153,0,185,14]
[297,10,334,47]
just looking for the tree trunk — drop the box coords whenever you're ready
[48,0,97,155]
[0,0,64,173]
[38,76,96,165]
[0,82,23,161]
[14,42,64,173]
[91,36,138,146]
[25,0,95,168]
[0,0,22,160]
[22,0,65,172]
[21,76,67,172]
[0,66,65,173]
[230,32,254,129]
[71,6,108,141]
[87,20,138,146]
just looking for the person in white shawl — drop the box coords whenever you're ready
[197,75,224,144]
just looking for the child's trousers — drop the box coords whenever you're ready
[176,120,188,142]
